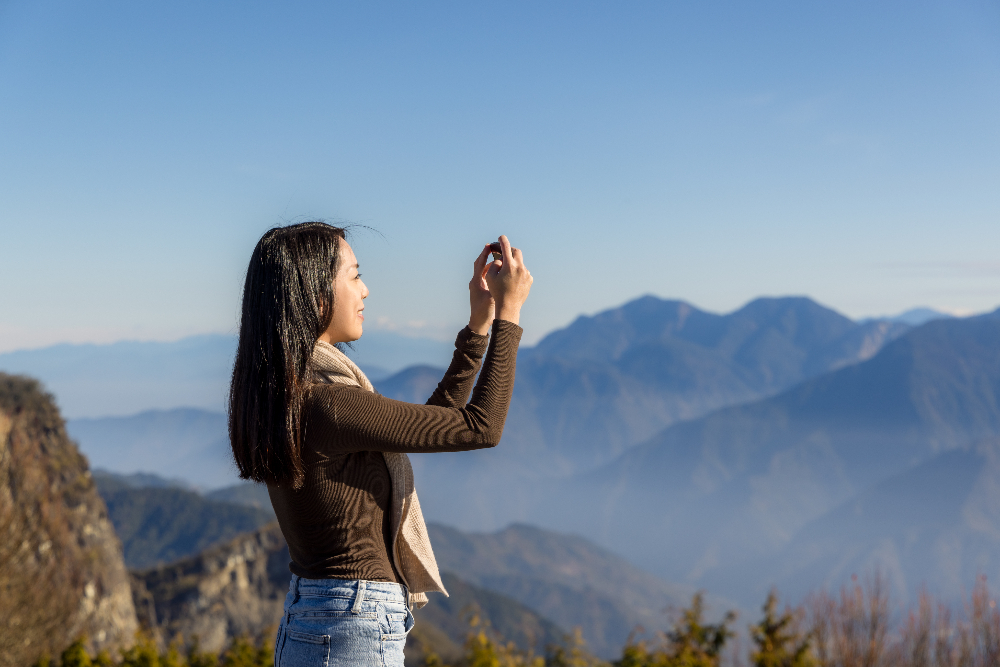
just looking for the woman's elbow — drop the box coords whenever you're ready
[462,422,502,449]
[461,406,507,448]
[478,420,508,448]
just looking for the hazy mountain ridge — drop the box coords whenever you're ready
[0,331,455,419]
[753,437,1000,607]
[70,409,235,489]
[55,296,911,504]
[426,522,720,659]
[508,296,912,474]
[406,296,913,530]
[529,309,1000,602]
[375,364,448,403]
[0,335,237,419]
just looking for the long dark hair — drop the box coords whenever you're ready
[229,222,346,489]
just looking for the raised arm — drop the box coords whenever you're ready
[304,320,522,453]
[428,234,532,409]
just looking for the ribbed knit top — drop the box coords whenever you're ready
[267,319,522,582]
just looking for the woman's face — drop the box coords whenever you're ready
[321,239,368,344]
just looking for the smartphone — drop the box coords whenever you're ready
[489,242,502,261]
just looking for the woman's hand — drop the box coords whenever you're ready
[484,235,532,326]
[469,245,496,335]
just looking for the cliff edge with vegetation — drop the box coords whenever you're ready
[0,373,137,666]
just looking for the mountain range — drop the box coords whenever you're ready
[7,294,995,612]
[401,296,916,529]
[494,295,913,474]
[522,308,1000,606]
[50,295,917,494]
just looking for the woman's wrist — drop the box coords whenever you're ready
[468,318,492,336]
[495,303,521,326]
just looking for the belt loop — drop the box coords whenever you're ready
[352,580,367,614]
[284,574,301,629]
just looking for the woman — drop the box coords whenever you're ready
[228,222,532,667]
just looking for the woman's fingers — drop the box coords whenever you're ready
[469,246,498,335]
[498,235,515,270]
[473,245,491,277]
[484,235,532,314]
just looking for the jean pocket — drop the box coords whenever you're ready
[277,628,331,667]
[379,611,411,667]
[378,603,413,639]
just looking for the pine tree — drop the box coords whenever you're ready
[546,628,594,667]
[665,592,736,667]
[750,590,815,667]
[613,593,735,667]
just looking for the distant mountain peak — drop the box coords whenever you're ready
[527,294,888,372]
[861,307,956,327]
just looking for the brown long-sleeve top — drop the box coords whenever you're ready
[268,319,522,582]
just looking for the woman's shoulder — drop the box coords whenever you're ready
[305,382,373,406]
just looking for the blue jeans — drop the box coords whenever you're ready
[273,575,415,667]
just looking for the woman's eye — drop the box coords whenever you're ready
[356,273,362,279]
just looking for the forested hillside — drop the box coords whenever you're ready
[94,472,274,568]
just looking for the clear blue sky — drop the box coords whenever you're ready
[1,1,998,351]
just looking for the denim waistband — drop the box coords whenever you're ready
[288,574,408,603]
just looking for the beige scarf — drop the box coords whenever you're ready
[310,340,448,609]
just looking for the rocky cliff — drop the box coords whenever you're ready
[0,373,137,667]
[130,522,289,653]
